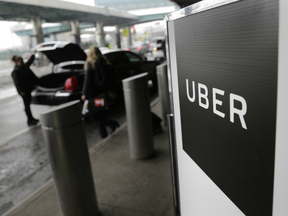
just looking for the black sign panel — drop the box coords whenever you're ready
[175,1,278,215]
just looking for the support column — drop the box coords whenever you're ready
[31,16,44,44]
[96,21,105,47]
[71,20,81,47]
[128,26,132,46]
[115,25,121,48]
[51,34,57,41]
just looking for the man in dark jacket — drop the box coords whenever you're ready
[11,52,39,126]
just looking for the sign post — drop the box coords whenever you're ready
[165,0,287,215]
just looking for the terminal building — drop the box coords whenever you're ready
[7,0,179,52]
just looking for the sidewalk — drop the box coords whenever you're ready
[3,99,174,216]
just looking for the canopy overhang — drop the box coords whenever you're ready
[0,0,140,26]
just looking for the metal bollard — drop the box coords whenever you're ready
[122,73,154,160]
[40,101,99,216]
[157,63,171,126]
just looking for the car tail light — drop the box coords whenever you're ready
[127,48,130,51]
[148,43,151,48]
[65,76,79,91]
[137,46,142,50]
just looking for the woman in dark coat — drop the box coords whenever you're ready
[81,46,119,138]
[11,52,39,126]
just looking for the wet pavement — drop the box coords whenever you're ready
[0,64,124,214]
[0,90,52,215]
[0,94,127,215]
[2,98,172,216]
[0,63,55,214]
[0,65,57,215]
[0,62,159,215]
[0,126,50,215]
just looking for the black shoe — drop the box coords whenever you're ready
[110,121,120,134]
[28,119,39,126]
[101,134,108,139]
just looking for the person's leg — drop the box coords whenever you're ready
[95,114,119,135]
[22,93,33,121]
[102,117,119,134]
[22,92,38,126]
[93,114,108,138]
[97,121,108,138]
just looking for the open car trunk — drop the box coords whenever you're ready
[37,71,84,91]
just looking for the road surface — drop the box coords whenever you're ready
[0,64,128,214]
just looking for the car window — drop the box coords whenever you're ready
[104,52,130,66]
[125,52,142,63]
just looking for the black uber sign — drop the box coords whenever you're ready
[175,0,278,215]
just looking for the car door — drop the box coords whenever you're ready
[104,51,143,79]
[123,51,157,81]
[104,51,158,89]
[123,51,160,91]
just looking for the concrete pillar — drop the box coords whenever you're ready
[71,20,81,47]
[96,21,105,47]
[128,26,132,46]
[31,15,44,44]
[115,25,121,48]
[51,34,57,41]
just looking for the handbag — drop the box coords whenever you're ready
[82,92,110,116]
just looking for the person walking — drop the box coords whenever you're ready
[11,51,39,126]
[81,46,119,138]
